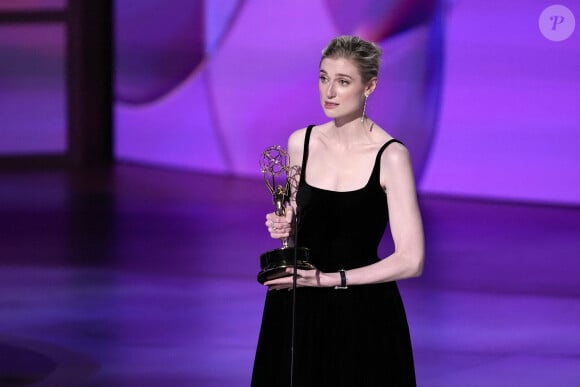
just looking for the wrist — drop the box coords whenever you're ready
[334,269,348,289]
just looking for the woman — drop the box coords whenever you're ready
[252,35,425,386]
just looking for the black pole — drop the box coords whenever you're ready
[67,0,114,168]
[290,205,300,386]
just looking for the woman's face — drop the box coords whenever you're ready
[319,57,371,121]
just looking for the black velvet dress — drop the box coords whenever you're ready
[252,125,416,386]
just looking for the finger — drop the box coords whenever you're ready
[265,222,275,233]
[290,268,313,278]
[270,225,288,234]
[264,277,287,286]
[265,215,282,231]
[283,267,295,275]
[264,273,294,286]
[265,213,282,224]
[267,282,299,291]
[266,281,289,290]
[266,214,288,230]
[285,205,294,222]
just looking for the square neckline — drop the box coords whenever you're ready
[300,125,400,194]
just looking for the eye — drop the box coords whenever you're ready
[339,79,350,86]
[319,75,328,83]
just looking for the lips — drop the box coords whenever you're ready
[324,101,339,109]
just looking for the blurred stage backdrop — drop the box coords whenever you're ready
[2,0,580,204]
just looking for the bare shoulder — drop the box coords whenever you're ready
[288,127,308,152]
[288,126,311,167]
[377,141,415,196]
[381,140,411,170]
[376,130,414,189]
[383,140,410,159]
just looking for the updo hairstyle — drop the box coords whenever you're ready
[320,35,382,83]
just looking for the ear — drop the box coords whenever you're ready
[365,77,378,95]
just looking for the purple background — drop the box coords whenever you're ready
[1,0,579,205]
[421,1,580,204]
[0,24,66,154]
[0,0,64,10]
[114,0,442,182]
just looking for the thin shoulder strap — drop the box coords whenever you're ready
[377,139,403,157]
[299,125,316,185]
[371,139,403,181]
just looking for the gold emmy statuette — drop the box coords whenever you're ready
[257,146,313,284]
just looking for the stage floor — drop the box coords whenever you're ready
[1,165,579,386]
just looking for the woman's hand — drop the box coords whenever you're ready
[264,268,338,290]
[265,205,294,240]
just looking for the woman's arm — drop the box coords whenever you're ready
[287,128,306,210]
[345,142,424,285]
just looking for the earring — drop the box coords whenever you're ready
[361,94,368,123]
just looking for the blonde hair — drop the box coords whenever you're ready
[321,35,382,83]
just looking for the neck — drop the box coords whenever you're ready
[333,107,364,128]
[329,113,372,145]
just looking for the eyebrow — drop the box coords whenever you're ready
[319,70,354,79]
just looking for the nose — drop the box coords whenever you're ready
[326,82,336,98]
